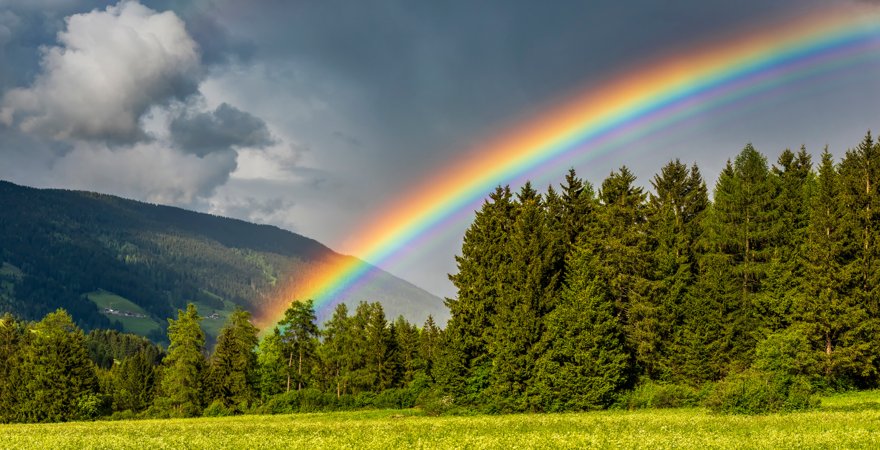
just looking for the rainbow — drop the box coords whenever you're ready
[254,6,880,329]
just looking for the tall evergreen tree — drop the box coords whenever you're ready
[441,185,514,402]
[837,132,880,383]
[489,182,557,411]
[17,309,99,422]
[798,149,873,386]
[593,167,649,377]
[111,348,158,413]
[318,303,355,398]
[0,313,23,423]
[278,299,320,392]
[533,249,630,411]
[256,328,286,398]
[158,303,206,417]
[205,308,260,409]
[647,160,708,380]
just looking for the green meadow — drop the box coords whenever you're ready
[3,391,880,449]
[86,290,162,336]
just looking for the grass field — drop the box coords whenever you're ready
[3,391,880,449]
[86,290,163,336]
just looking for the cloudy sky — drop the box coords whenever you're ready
[1,0,879,299]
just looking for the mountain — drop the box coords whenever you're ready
[0,180,447,344]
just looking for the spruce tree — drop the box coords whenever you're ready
[798,149,873,386]
[647,160,708,380]
[111,348,158,413]
[318,303,355,398]
[256,328,286,398]
[489,182,557,411]
[593,167,649,377]
[0,313,23,423]
[533,248,630,411]
[442,185,514,402]
[205,308,259,409]
[17,309,99,423]
[158,303,206,417]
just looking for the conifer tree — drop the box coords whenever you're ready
[111,348,158,413]
[419,315,441,380]
[647,160,708,380]
[757,147,813,332]
[798,149,873,386]
[158,304,206,417]
[205,308,259,409]
[393,315,422,386]
[278,299,320,392]
[0,313,23,423]
[256,328,286,398]
[318,303,355,398]
[533,248,630,411]
[836,132,880,383]
[17,309,99,422]
[442,185,514,401]
[592,167,649,377]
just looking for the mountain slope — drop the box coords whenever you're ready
[0,180,447,342]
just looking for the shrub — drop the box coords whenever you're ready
[620,381,701,409]
[705,370,819,414]
[203,400,234,417]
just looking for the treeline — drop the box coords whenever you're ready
[0,300,441,423]
[2,133,878,422]
[438,133,880,412]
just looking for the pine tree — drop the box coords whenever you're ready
[533,248,630,411]
[111,348,158,413]
[647,160,708,380]
[836,132,880,384]
[441,185,514,401]
[318,303,355,398]
[0,314,24,422]
[488,182,558,411]
[158,304,206,417]
[757,147,813,332]
[278,299,319,392]
[205,308,259,409]
[256,328,286,398]
[419,315,441,380]
[798,149,874,386]
[17,309,99,422]
[393,315,422,386]
[592,167,649,377]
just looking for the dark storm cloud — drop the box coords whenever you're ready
[170,103,274,156]
[217,0,822,179]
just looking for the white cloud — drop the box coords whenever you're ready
[49,141,237,205]
[0,1,200,143]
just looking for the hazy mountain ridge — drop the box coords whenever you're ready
[0,180,447,342]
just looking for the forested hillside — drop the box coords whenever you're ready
[0,181,445,342]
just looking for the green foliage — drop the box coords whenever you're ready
[156,304,206,417]
[204,308,260,410]
[278,299,320,392]
[619,381,704,410]
[705,370,819,414]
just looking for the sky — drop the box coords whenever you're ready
[1,0,879,300]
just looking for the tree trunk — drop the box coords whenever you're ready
[298,349,303,391]
[286,351,293,393]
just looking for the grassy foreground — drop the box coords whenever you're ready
[3,391,880,449]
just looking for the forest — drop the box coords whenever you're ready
[0,132,878,422]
